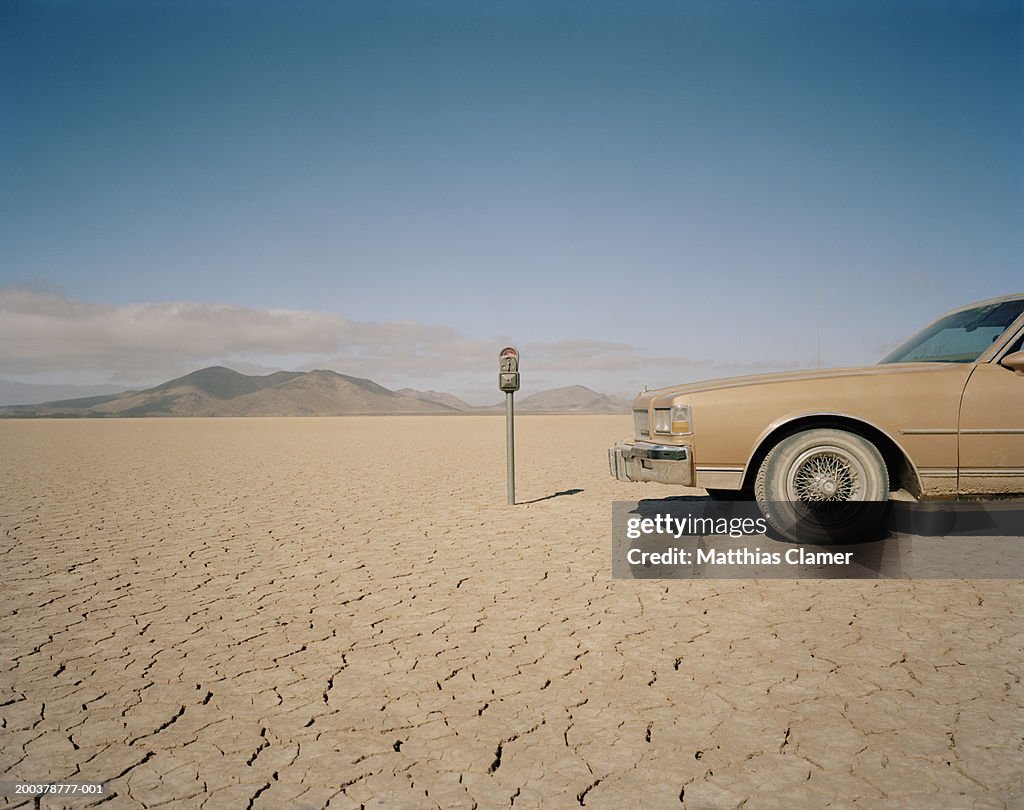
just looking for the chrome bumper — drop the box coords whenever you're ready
[608,440,693,486]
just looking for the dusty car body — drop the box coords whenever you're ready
[609,294,1024,540]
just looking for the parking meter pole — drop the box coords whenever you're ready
[498,346,519,506]
[506,391,515,505]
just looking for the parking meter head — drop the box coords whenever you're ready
[499,347,520,392]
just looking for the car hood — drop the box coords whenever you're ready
[641,362,962,401]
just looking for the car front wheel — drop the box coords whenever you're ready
[754,428,889,544]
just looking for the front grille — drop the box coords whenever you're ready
[633,408,649,438]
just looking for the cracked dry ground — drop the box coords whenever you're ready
[1,417,1021,809]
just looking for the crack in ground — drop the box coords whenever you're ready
[127,705,185,746]
[577,777,602,806]
[488,743,504,774]
[109,750,155,781]
[246,728,268,766]
[322,655,348,704]
[489,721,545,774]
[245,781,271,810]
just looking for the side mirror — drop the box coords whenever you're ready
[1000,350,1024,373]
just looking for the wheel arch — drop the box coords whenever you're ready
[740,413,923,497]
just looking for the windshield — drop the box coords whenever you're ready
[879,299,1024,364]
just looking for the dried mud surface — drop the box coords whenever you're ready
[1,417,1021,809]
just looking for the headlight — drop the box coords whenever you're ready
[653,404,691,435]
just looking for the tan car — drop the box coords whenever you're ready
[609,294,1024,542]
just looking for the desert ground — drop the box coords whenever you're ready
[1,416,1021,809]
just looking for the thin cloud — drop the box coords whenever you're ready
[0,288,807,388]
[521,340,807,375]
[521,339,651,371]
[0,288,496,380]
[0,288,342,376]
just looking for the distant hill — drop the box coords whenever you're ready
[395,388,478,412]
[0,378,128,407]
[0,367,458,417]
[0,368,629,417]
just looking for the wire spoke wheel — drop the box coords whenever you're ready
[786,446,866,503]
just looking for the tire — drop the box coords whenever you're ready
[754,428,889,544]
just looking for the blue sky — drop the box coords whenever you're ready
[1,0,1021,403]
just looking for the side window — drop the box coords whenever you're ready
[1005,333,1024,355]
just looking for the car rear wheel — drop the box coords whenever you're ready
[754,428,889,544]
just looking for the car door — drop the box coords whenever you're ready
[958,332,1024,495]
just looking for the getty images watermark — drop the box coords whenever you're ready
[611,499,1024,579]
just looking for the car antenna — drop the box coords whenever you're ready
[816,276,822,368]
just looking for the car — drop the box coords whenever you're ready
[609,294,1024,543]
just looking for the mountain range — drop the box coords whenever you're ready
[0,367,629,417]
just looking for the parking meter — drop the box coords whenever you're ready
[499,347,519,504]
[499,347,520,392]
